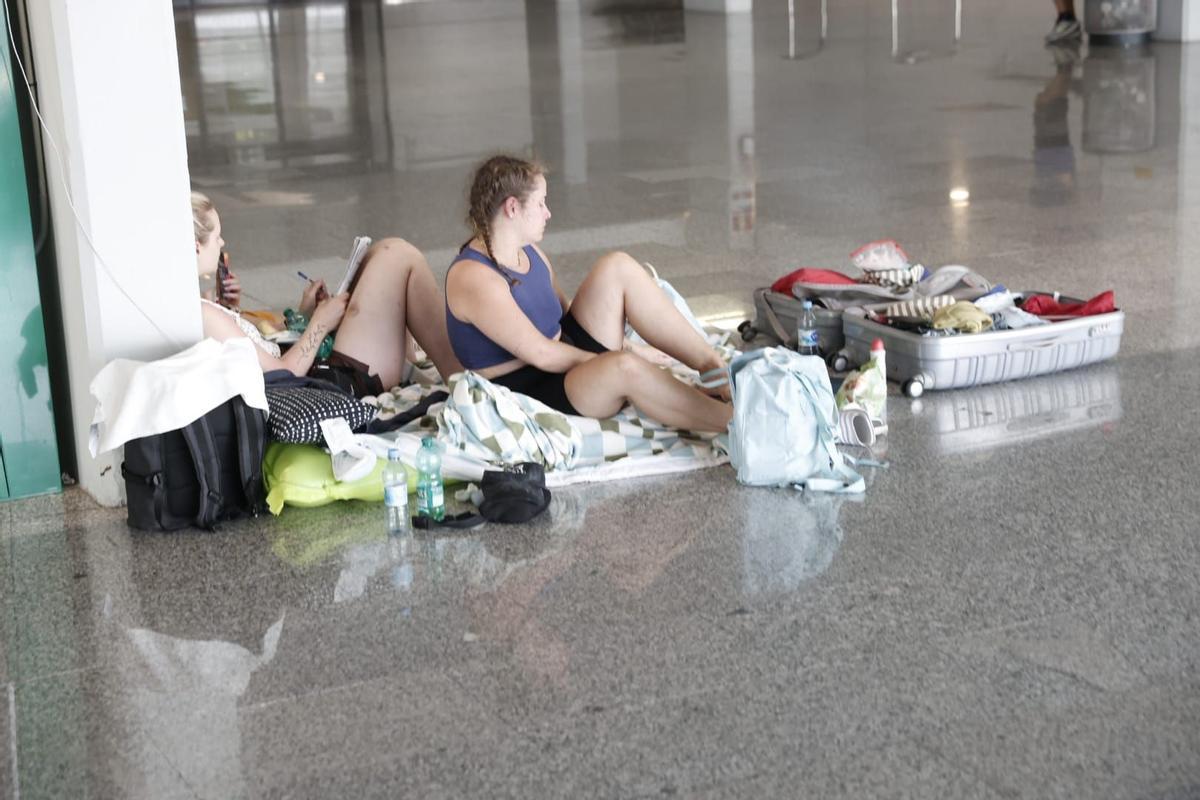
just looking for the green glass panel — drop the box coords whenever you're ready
[0,2,61,500]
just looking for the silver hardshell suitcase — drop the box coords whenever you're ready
[839,299,1124,398]
[739,288,845,359]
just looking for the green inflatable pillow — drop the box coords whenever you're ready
[262,441,416,515]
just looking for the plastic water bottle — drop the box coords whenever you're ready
[797,300,820,356]
[871,337,888,430]
[383,448,409,535]
[415,437,445,522]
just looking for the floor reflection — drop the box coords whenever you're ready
[176,0,392,179]
[892,0,961,64]
[1033,44,1080,207]
[118,615,283,797]
[1082,43,1156,154]
[910,364,1121,455]
[741,493,850,597]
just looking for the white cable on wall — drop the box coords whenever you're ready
[3,4,182,349]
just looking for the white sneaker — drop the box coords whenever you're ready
[1045,18,1081,43]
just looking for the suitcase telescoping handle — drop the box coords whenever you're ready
[759,290,797,349]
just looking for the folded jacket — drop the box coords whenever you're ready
[932,301,993,333]
[1022,290,1116,317]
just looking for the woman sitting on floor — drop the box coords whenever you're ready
[192,191,462,395]
[444,155,732,433]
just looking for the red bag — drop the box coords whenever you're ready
[770,268,859,295]
[1023,290,1115,318]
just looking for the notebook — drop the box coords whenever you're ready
[336,236,372,296]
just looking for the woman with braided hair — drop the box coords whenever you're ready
[444,155,733,432]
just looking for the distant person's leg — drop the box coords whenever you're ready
[566,251,729,398]
[1046,0,1081,42]
[332,238,463,391]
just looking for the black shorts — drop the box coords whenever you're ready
[491,311,609,416]
[307,350,385,399]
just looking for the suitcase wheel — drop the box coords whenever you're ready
[737,321,758,342]
[902,377,925,399]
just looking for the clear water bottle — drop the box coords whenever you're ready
[383,448,409,535]
[797,299,820,356]
[415,437,445,522]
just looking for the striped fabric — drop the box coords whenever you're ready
[884,295,956,319]
[860,264,926,289]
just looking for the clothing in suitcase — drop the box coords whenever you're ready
[839,297,1124,398]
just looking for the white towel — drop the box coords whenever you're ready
[89,337,269,457]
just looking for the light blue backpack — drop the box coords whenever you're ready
[726,347,865,493]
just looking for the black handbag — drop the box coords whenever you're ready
[478,462,551,523]
[121,397,267,531]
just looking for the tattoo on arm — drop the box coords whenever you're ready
[299,323,327,358]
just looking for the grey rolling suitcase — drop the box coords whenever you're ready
[839,297,1124,398]
[739,288,845,360]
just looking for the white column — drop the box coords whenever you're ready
[1177,42,1200,326]
[25,0,201,506]
[684,0,753,13]
[726,11,757,250]
[556,0,587,185]
[1158,0,1200,41]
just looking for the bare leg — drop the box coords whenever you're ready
[567,252,723,375]
[564,351,732,433]
[332,238,463,388]
[1054,0,1074,14]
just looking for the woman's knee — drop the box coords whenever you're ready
[599,350,648,381]
[352,238,431,297]
[364,237,424,273]
[566,351,642,414]
[590,250,641,280]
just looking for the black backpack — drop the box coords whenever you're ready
[121,397,267,531]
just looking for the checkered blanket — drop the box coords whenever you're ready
[371,370,728,474]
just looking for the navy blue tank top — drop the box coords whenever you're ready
[446,245,562,370]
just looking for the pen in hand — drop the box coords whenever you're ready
[295,270,330,305]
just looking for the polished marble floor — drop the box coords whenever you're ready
[4,0,1200,797]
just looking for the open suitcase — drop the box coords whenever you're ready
[738,288,846,363]
[839,295,1125,398]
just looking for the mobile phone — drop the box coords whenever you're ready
[217,252,231,307]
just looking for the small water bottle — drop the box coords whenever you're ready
[383,448,409,535]
[415,437,445,522]
[797,299,820,356]
[871,337,888,430]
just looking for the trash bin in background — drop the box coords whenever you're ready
[1084,0,1157,45]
